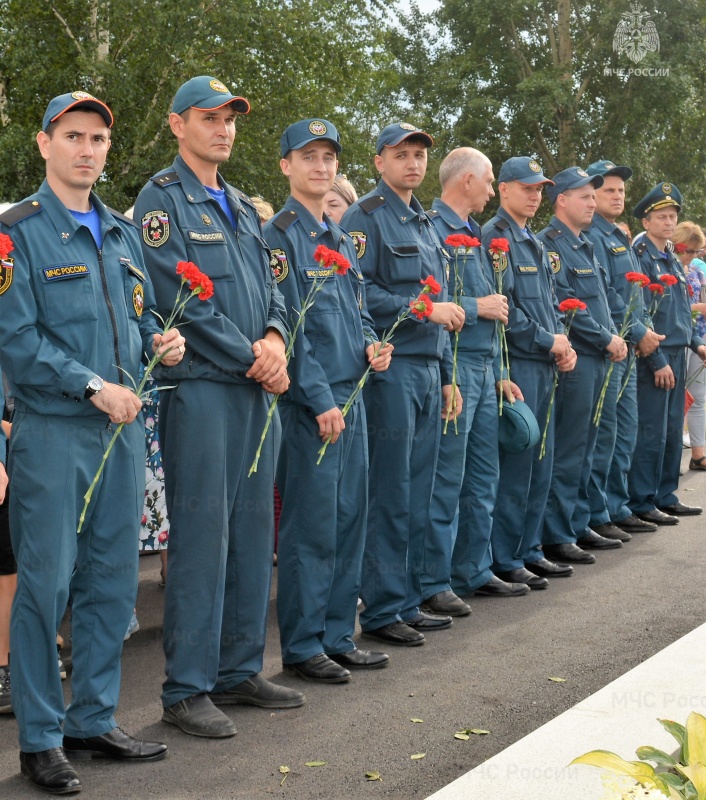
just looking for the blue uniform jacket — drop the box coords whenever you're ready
[134,155,289,384]
[0,181,159,418]
[0,367,5,466]
[538,216,618,356]
[427,199,499,379]
[481,207,562,363]
[263,197,377,417]
[585,213,649,344]
[341,179,453,382]
[633,237,704,371]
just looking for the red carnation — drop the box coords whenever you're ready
[331,251,351,275]
[648,283,664,295]
[420,275,442,295]
[410,293,434,319]
[489,238,510,254]
[0,233,13,260]
[659,274,678,286]
[177,261,214,300]
[445,234,480,249]
[625,272,650,286]
[673,242,689,254]
[558,298,587,312]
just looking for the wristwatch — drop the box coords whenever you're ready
[84,376,104,399]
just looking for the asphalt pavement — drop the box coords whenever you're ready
[0,451,704,799]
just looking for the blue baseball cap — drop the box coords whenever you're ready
[633,182,682,219]
[280,119,341,157]
[586,159,633,181]
[546,167,603,204]
[498,400,540,454]
[43,91,113,131]
[171,76,250,116]
[376,123,433,155]
[497,157,553,186]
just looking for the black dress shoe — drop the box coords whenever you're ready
[404,610,453,630]
[525,557,573,578]
[421,590,471,616]
[162,693,236,738]
[474,575,530,596]
[327,648,390,670]
[577,529,622,550]
[495,568,548,590]
[362,621,425,647]
[20,748,81,794]
[613,514,657,533]
[635,508,678,525]
[283,653,350,683]
[543,543,596,564]
[591,522,631,542]
[63,727,167,761]
[658,502,703,516]
[209,674,305,708]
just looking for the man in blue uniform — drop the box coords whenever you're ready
[342,123,464,646]
[421,147,529,611]
[584,161,664,538]
[0,91,183,794]
[538,168,628,563]
[264,119,393,682]
[135,76,304,738]
[628,183,706,523]
[482,158,577,580]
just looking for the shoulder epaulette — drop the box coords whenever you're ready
[359,195,386,214]
[0,199,42,227]
[273,210,298,232]
[494,217,510,231]
[634,240,648,256]
[426,209,439,219]
[106,206,138,228]
[545,227,562,241]
[231,187,252,203]
[150,170,181,188]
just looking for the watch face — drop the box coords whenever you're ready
[88,377,104,392]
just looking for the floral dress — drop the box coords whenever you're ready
[139,374,169,551]
[687,264,706,339]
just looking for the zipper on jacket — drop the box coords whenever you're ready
[96,246,123,383]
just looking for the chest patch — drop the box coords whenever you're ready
[270,249,289,283]
[491,252,508,272]
[43,264,90,281]
[0,257,13,295]
[133,283,144,316]
[548,252,561,273]
[349,231,367,260]
[142,211,170,247]
[187,230,225,243]
[517,265,538,274]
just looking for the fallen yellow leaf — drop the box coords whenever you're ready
[410,718,424,724]
[365,770,383,781]
[305,761,327,767]
[411,753,426,760]
[548,677,567,683]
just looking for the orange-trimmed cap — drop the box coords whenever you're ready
[42,91,113,130]
[171,76,250,115]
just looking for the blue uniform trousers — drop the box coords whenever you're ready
[421,359,498,598]
[491,360,555,571]
[9,409,142,751]
[544,354,606,545]
[606,362,638,522]
[360,357,441,630]
[588,359,625,527]
[628,347,686,512]
[159,379,275,707]
[276,397,367,663]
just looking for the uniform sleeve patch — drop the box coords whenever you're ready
[270,249,289,283]
[133,283,144,316]
[491,251,508,272]
[42,264,90,281]
[548,252,561,273]
[0,256,13,295]
[141,210,170,247]
[349,231,367,260]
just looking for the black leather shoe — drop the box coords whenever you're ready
[20,749,81,794]
[635,508,678,525]
[543,543,596,564]
[162,694,236,738]
[283,653,350,683]
[63,727,167,762]
[658,502,703,516]
[577,529,622,550]
[209,674,305,707]
[362,621,425,647]
[405,610,453,631]
[614,514,657,533]
[474,575,530,596]
[591,522,631,542]
[525,557,573,578]
[421,590,471,616]
[327,648,389,670]
[495,568,548,590]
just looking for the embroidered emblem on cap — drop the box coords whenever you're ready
[141,210,170,248]
[399,123,417,131]
[577,168,589,177]
[0,256,13,295]
[528,160,541,173]
[662,183,672,194]
[71,91,95,100]
[209,80,229,93]
[133,283,144,317]
[349,231,367,260]
[270,249,289,283]
[605,162,616,169]
[308,120,327,136]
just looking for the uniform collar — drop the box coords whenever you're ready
[496,206,537,243]
[172,154,246,214]
[37,180,118,247]
[431,198,480,237]
[283,195,335,242]
[643,235,674,262]
[378,178,424,224]
[548,215,591,250]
